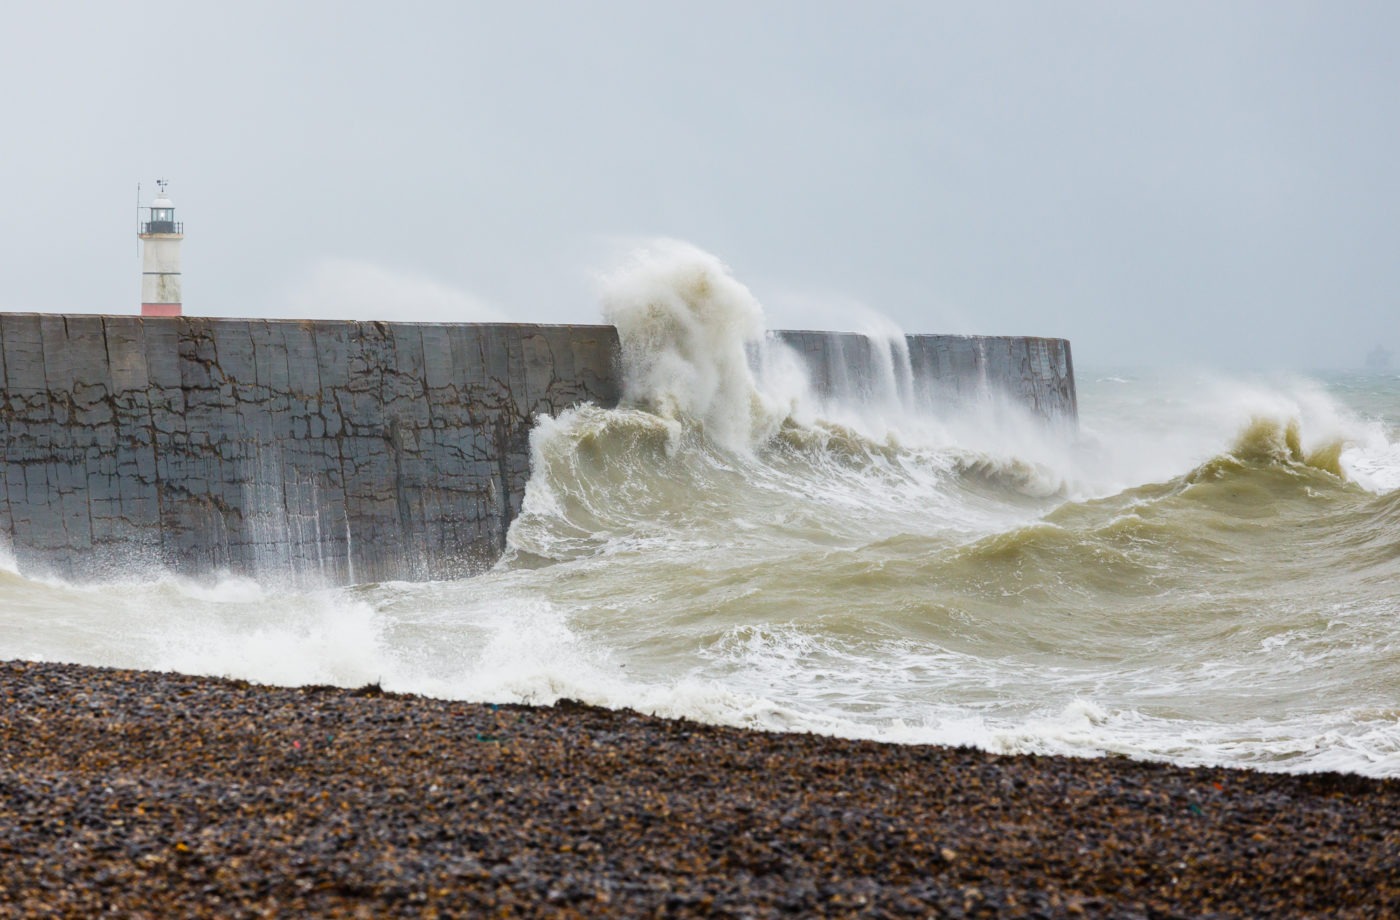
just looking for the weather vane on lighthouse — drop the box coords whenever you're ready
[138,179,184,316]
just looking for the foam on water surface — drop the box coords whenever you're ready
[5,244,1400,777]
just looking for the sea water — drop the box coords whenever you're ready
[3,242,1398,777]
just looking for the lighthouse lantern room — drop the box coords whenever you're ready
[139,179,184,316]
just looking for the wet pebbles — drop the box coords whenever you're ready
[1,659,1396,917]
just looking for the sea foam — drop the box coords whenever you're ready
[4,242,1400,778]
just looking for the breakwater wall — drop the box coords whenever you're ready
[0,315,1074,584]
[776,330,1076,419]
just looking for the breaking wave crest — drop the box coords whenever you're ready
[5,241,1400,777]
[600,240,792,451]
[494,244,1400,776]
[1225,416,1347,474]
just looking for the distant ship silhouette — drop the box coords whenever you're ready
[1366,345,1393,371]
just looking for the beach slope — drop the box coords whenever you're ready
[1,659,1395,917]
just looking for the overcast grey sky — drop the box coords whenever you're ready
[2,1,1396,369]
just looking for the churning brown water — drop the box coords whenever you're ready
[4,245,1398,776]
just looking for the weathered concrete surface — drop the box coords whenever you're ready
[0,316,1075,584]
[0,316,618,584]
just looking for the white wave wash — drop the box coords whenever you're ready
[598,240,796,452]
[4,243,1400,778]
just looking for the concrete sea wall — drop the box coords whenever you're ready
[775,331,1076,419]
[0,315,1075,584]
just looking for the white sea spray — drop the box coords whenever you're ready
[4,248,1400,777]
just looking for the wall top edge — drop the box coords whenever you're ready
[775,328,1073,347]
[0,313,617,334]
[0,313,1070,345]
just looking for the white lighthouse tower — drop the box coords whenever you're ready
[139,180,183,316]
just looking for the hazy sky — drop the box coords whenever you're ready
[2,1,1397,369]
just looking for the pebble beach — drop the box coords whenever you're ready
[1,658,1396,918]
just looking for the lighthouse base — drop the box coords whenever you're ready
[141,303,182,317]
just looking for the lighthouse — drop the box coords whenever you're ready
[139,180,183,316]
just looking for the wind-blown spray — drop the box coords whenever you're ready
[599,240,802,451]
[3,244,1399,778]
